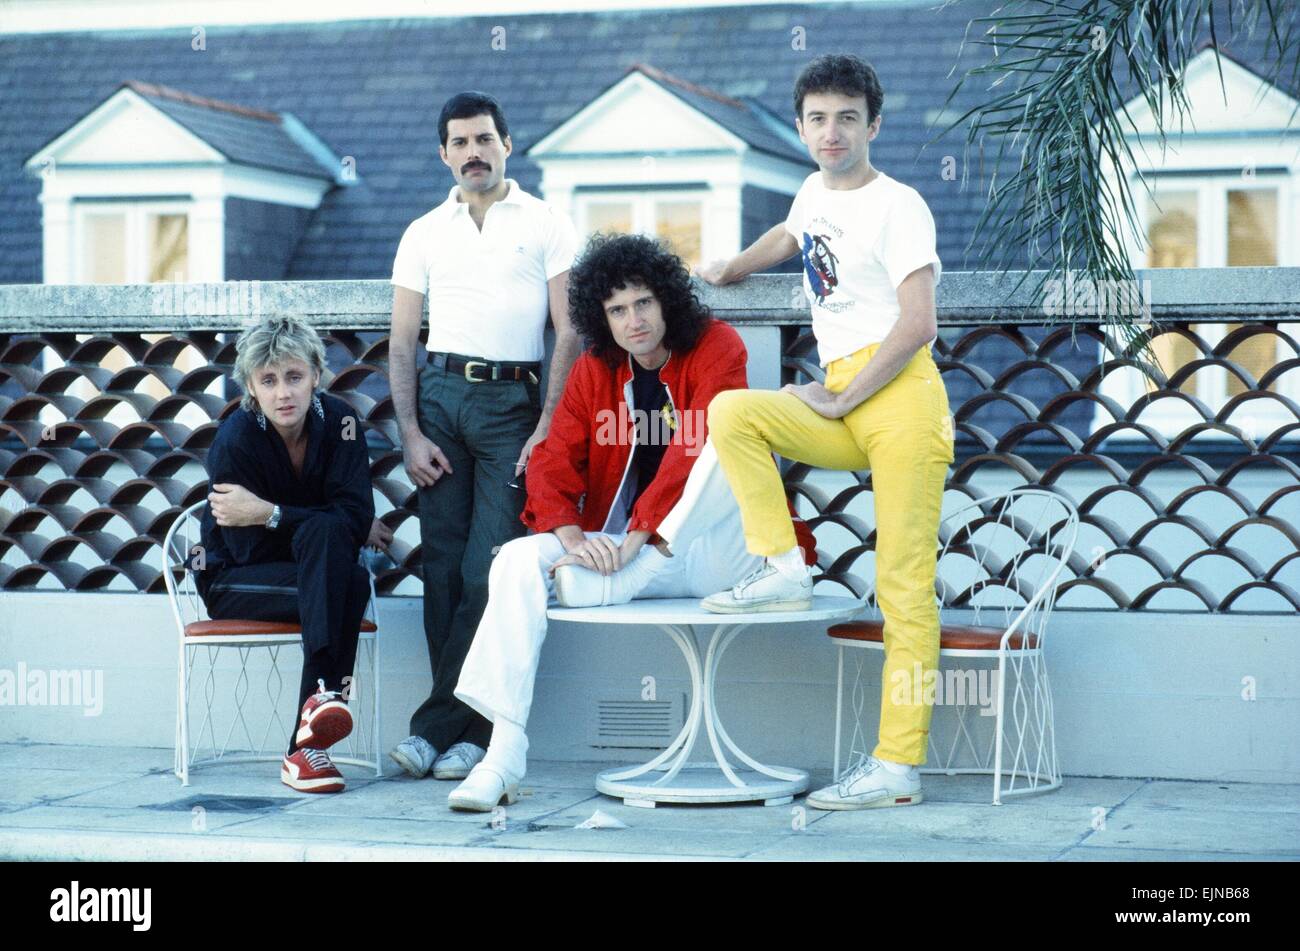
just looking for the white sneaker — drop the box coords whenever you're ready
[389,735,438,778]
[700,561,812,614]
[432,741,486,780]
[447,764,520,812]
[554,545,669,607]
[806,755,923,810]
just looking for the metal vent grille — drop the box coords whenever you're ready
[591,695,682,749]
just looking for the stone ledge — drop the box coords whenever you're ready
[3,267,1300,331]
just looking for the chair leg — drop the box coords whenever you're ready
[1041,659,1061,792]
[833,645,844,778]
[1025,650,1062,794]
[176,642,190,786]
[372,634,382,777]
[366,575,382,777]
[992,651,1008,806]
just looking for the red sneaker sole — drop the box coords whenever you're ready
[295,702,353,750]
[280,767,345,793]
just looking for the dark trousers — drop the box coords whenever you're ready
[410,357,539,752]
[199,513,370,755]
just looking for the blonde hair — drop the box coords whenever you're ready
[234,315,327,412]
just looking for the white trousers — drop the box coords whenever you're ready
[454,440,761,730]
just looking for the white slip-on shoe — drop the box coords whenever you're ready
[806,755,923,810]
[447,764,520,812]
[700,561,813,614]
[389,735,438,778]
[554,545,670,607]
[432,741,486,780]
[553,563,612,607]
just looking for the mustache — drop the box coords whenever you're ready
[461,161,491,173]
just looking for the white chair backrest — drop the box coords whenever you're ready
[161,500,208,635]
[936,488,1080,640]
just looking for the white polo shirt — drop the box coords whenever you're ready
[784,170,942,366]
[391,178,578,362]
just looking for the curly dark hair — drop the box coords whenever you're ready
[793,53,884,124]
[567,233,712,367]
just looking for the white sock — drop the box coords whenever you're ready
[878,756,918,776]
[482,716,528,783]
[767,546,807,580]
[631,541,671,574]
[605,543,671,602]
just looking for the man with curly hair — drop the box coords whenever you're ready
[444,233,816,811]
[696,53,955,810]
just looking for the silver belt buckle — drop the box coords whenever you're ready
[463,360,487,382]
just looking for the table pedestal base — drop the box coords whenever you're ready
[597,762,807,807]
[595,622,811,806]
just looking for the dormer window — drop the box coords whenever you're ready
[527,63,813,269]
[1097,50,1300,443]
[24,80,345,285]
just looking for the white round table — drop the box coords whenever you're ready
[547,596,865,807]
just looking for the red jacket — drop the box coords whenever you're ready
[522,318,816,563]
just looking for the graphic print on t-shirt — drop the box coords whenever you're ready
[801,232,839,303]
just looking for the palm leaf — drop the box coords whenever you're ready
[931,0,1300,363]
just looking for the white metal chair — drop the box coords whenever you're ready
[162,500,383,785]
[828,488,1079,805]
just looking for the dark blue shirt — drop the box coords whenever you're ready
[194,392,373,580]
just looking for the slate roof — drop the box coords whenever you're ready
[110,80,339,181]
[0,0,1295,285]
[598,63,811,164]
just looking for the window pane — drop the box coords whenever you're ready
[83,213,126,283]
[586,202,633,237]
[1225,190,1279,398]
[1227,189,1277,267]
[655,201,702,268]
[73,215,127,421]
[149,213,188,283]
[1146,191,1197,268]
[1145,192,1198,395]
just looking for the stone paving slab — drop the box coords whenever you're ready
[742,837,1061,861]
[1120,779,1300,813]
[1059,848,1291,862]
[0,803,272,835]
[1,743,1297,862]
[1080,805,1300,856]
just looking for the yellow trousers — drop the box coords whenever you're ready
[708,343,954,765]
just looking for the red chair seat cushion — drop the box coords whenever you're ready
[185,619,377,637]
[828,619,1037,651]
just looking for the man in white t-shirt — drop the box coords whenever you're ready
[695,54,955,811]
[387,91,581,783]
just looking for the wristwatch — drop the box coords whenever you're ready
[265,504,282,531]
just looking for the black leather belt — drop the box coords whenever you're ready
[427,351,540,383]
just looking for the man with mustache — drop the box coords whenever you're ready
[388,91,581,783]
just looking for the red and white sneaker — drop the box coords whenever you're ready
[295,679,353,750]
[281,747,345,793]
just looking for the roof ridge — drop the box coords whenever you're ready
[628,62,745,110]
[121,80,281,123]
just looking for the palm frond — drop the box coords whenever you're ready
[930,0,1300,358]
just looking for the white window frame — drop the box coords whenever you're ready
[72,199,193,284]
[1097,170,1298,440]
[60,199,200,430]
[573,188,710,259]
